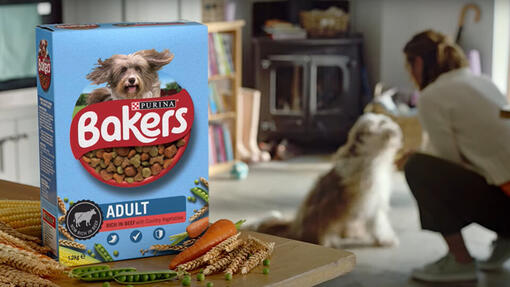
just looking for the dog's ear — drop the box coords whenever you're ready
[86,58,113,84]
[136,49,174,71]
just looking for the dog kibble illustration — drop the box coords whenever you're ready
[81,139,186,185]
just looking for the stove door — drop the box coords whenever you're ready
[309,55,360,142]
[259,55,310,139]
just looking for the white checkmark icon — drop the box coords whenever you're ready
[132,232,140,241]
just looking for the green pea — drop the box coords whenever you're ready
[91,253,96,258]
[181,277,191,286]
[71,265,110,277]
[263,267,269,275]
[102,282,110,287]
[69,201,74,206]
[95,243,113,262]
[63,197,69,203]
[206,282,214,287]
[113,270,177,284]
[117,276,126,282]
[225,273,232,281]
[113,250,119,257]
[195,179,199,185]
[197,273,205,281]
[263,259,270,266]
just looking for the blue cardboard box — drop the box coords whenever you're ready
[36,22,209,266]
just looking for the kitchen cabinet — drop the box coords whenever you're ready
[0,88,39,186]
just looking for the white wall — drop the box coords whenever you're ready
[492,0,510,95]
[352,0,495,90]
[63,0,202,24]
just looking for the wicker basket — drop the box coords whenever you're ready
[300,7,349,38]
[202,0,225,23]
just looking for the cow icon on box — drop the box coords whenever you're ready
[73,209,98,228]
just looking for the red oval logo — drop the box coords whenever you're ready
[38,40,51,91]
[70,90,194,187]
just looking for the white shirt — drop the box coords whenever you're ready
[419,68,510,185]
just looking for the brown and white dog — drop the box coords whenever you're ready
[251,113,402,248]
[86,49,174,105]
[38,40,48,58]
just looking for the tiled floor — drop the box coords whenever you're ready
[209,155,510,287]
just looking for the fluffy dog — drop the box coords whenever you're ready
[252,113,402,248]
[38,40,48,58]
[86,49,174,104]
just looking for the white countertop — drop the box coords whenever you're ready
[0,87,37,109]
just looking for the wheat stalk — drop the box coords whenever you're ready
[58,225,74,241]
[59,240,85,250]
[0,221,41,244]
[57,197,66,215]
[189,205,208,222]
[240,242,275,275]
[202,232,240,262]
[0,243,66,278]
[0,264,59,287]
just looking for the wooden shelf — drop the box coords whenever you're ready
[209,161,235,176]
[209,111,236,122]
[206,20,245,33]
[208,74,235,82]
[206,21,244,170]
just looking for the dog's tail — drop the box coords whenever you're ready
[244,211,294,238]
[87,87,112,105]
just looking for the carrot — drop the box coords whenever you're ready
[169,219,244,269]
[186,217,209,238]
[168,217,210,246]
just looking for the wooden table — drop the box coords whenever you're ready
[0,180,356,286]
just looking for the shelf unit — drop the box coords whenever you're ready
[206,20,245,176]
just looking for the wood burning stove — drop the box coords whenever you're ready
[253,36,368,145]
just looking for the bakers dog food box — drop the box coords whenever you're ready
[36,22,209,266]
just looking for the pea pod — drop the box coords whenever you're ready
[79,268,137,282]
[114,270,178,284]
[70,265,110,278]
[95,243,114,262]
[190,187,208,203]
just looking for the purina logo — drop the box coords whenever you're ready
[131,99,176,111]
[70,89,194,159]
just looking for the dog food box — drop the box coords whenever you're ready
[36,22,209,266]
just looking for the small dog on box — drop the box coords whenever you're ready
[38,40,48,58]
[86,49,174,104]
[252,113,402,248]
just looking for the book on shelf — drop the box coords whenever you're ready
[208,82,227,115]
[208,32,235,77]
[208,123,234,165]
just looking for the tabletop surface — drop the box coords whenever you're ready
[0,180,356,287]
